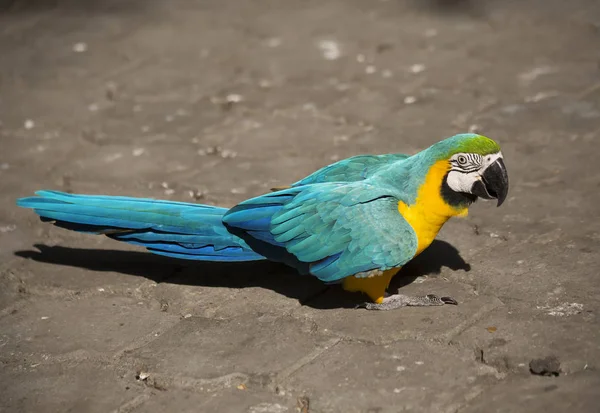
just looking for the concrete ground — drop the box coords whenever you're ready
[1,0,600,411]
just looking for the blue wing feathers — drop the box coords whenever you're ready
[17,191,265,262]
[223,182,417,282]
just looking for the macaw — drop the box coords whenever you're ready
[17,133,508,310]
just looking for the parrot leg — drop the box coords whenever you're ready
[357,293,458,310]
[342,269,399,303]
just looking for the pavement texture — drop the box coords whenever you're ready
[1,0,600,412]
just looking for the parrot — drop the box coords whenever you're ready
[16,133,508,310]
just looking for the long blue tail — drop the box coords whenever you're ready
[16,190,266,262]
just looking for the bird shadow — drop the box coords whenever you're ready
[14,239,470,309]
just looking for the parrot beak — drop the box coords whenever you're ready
[470,158,509,207]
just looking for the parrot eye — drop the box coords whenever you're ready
[457,155,468,165]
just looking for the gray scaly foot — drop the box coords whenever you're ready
[357,294,458,311]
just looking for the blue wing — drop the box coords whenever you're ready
[290,154,409,187]
[223,182,417,282]
[17,190,264,262]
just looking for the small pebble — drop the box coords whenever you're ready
[318,40,341,60]
[220,149,237,159]
[132,148,145,157]
[72,42,88,53]
[409,64,426,74]
[404,96,417,105]
[469,124,481,133]
[24,119,35,129]
[365,65,376,74]
[226,94,243,103]
[206,146,220,155]
[188,190,206,200]
[0,224,16,233]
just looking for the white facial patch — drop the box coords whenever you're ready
[446,152,503,194]
[447,170,479,193]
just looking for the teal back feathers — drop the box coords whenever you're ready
[291,153,410,187]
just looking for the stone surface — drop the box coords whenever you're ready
[0,362,136,413]
[130,388,295,413]
[125,314,333,386]
[282,341,501,413]
[2,0,600,411]
[0,295,180,362]
[460,372,600,413]
[451,302,600,375]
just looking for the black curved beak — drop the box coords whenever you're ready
[470,158,509,207]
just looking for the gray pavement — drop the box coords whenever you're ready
[1,0,600,412]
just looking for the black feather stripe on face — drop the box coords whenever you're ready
[441,172,477,208]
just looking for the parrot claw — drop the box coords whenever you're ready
[358,294,459,310]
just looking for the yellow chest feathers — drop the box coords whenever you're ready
[397,160,468,255]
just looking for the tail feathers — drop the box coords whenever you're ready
[17,190,265,262]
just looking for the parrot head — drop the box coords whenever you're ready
[434,134,509,207]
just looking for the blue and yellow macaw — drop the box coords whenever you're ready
[17,133,508,310]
